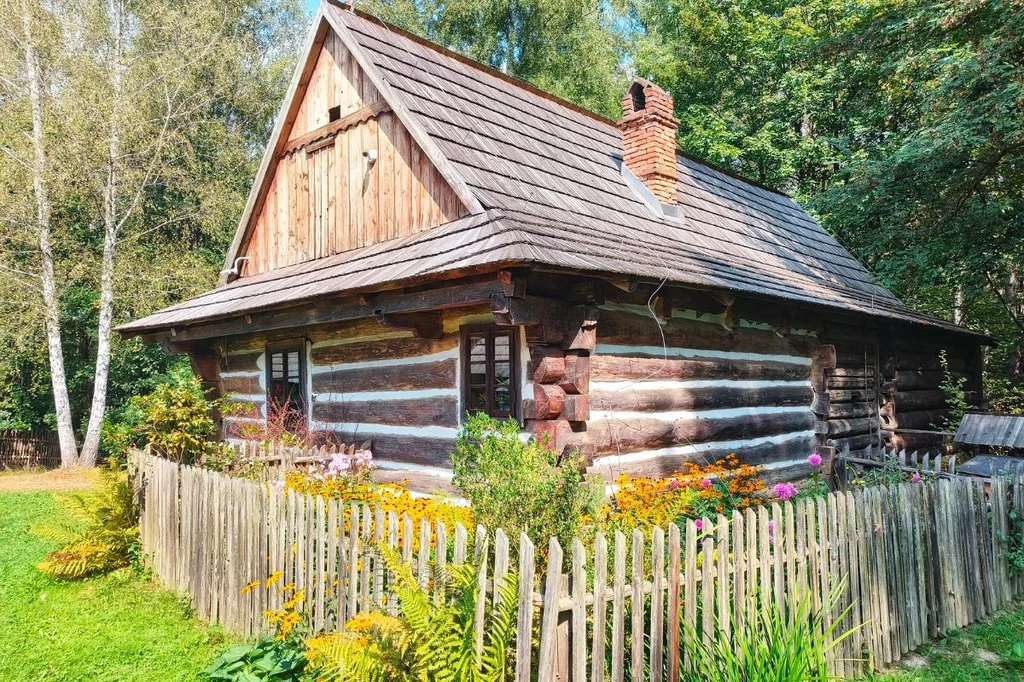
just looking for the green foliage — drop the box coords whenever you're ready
[132,373,221,464]
[685,583,858,682]
[0,0,303,435]
[306,544,519,682]
[33,461,140,580]
[452,413,602,549]
[937,351,969,432]
[1004,506,1024,577]
[986,375,1024,416]
[205,639,306,682]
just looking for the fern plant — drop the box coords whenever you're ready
[306,544,519,682]
[34,460,140,580]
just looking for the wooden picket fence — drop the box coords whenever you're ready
[136,452,1024,680]
[220,440,369,480]
[0,430,61,469]
[837,444,962,485]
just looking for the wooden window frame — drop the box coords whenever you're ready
[460,325,520,421]
[265,340,308,420]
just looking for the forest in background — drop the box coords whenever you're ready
[1,0,1022,446]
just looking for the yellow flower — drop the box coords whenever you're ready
[240,580,261,595]
[265,571,284,588]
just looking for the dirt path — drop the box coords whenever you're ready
[0,468,98,493]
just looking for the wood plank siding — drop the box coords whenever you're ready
[238,31,466,276]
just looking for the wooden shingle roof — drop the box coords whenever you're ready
[119,2,976,337]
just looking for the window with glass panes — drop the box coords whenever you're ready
[461,326,519,420]
[266,344,306,423]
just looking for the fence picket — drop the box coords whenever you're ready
[650,526,665,682]
[538,538,563,682]
[571,538,587,682]
[592,532,609,682]
[631,529,645,682]
[611,531,626,682]
[515,533,536,682]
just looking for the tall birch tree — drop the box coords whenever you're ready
[0,0,301,465]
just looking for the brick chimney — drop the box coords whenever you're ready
[618,78,680,206]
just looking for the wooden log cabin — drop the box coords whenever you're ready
[118,0,986,490]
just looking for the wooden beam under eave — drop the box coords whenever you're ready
[491,294,598,351]
[138,277,517,345]
[377,311,443,339]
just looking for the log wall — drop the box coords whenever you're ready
[585,304,822,481]
[204,276,986,486]
[879,338,984,453]
[239,30,466,276]
[819,326,882,456]
[217,306,506,483]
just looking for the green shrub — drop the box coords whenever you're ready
[34,460,141,580]
[205,639,306,682]
[684,584,858,682]
[451,413,602,549]
[133,373,221,464]
[305,544,518,682]
[937,350,969,432]
[1005,506,1024,576]
[101,399,146,460]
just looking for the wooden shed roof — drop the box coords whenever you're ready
[955,413,1024,449]
[119,2,978,338]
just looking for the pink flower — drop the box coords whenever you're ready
[773,482,799,501]
[807,453,823,468]
[768,520,775,533]
[694,519,704,531]
[668,479,683,490]
[911,471,921,483]
[700,478,712,489]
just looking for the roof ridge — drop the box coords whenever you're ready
[328,0,794,200]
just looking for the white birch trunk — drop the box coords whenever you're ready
[22,5,79,466]
[79,0,125,466]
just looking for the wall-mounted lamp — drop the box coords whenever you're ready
[220,256,251,277]
[363,149,378,164]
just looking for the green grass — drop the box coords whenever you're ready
[0,490,233,681]
[868,602,1024,681]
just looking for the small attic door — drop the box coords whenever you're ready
[237,28,467,277]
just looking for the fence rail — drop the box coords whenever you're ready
[0,430,61,469]
[221,440,369,479]
[136,452,1024,680]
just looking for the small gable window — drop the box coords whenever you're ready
[266,342,306,426]
[461,326,519,420]
[328,105,341,122]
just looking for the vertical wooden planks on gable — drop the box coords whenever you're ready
[361,113,378,247]
[377,112,395,243]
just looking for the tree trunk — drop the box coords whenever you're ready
[1008,266,1022,385]
[22,5,78,466]
[79,0,124,467]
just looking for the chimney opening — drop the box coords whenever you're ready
[628,82,646,112]
[328,105,341,122]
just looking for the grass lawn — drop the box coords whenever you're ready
[0,486,233,682]
[869,602,1024,682]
